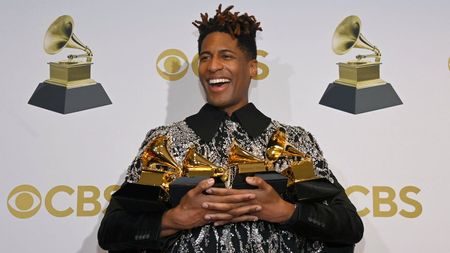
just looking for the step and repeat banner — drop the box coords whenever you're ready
[1,0,449,252]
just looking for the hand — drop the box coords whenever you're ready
[244,176,296,223]
[160,178,257,237]
[202,186,261,226]
[206,176,295,226]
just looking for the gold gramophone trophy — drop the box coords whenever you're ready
[183,147,228,182]
[137,136,183,192]
[319,15,402,114]
[28,15,111,114]
[228,140,288,192]
[266,128,340,201]
[136,135,228,204]
[266,128,319,186]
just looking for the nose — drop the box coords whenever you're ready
[207,56,223,72]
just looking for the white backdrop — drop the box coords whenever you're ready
[1,0,449,252]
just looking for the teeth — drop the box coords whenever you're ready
[208,78,230,84]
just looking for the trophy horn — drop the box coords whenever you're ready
[266,128,308,161]
[183,147,228,182]
[44,15,93,61]
[228,141,268,174]
[332,15,381,62]
[138,136,182,191]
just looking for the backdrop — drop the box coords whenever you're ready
[1,0,449,252]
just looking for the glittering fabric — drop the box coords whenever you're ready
[126,118,332,252]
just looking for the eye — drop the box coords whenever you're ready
[156,49,189,81]
[198,54,210,62]
[7,185,42,219]
[222,54,233,60]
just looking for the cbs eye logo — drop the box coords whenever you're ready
[156,49,270,81]
[7,184,120,219]
[7,185,42,219]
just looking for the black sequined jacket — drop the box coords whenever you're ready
[98,103,363,253]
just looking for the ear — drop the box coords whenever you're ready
[248,59,258,79]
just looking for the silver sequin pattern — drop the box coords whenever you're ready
[126,119,331,252]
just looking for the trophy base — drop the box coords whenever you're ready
[168,174,288,206]
[28,82,112,114]
[232,173,287,194]
[169,177,225,206]
[319,82,402,114]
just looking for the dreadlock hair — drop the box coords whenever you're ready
[193,4,262,60]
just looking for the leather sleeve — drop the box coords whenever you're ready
[285,176,364,245]
[97,184,177,252]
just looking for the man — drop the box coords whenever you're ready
[98,5,363,252]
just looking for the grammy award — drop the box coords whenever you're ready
[266,128,339,201]
[228,140,287,194]
[135,135,228,205]
[28,15,111,114]
[169,147,228,205]
[319,15,402,114]
[266,128,319,186]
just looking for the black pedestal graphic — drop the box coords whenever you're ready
[28,82,112,114]
[319,82,402,114]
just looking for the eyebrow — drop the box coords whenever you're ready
[200,49,236,55]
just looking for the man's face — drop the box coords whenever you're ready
[198,32,257,115]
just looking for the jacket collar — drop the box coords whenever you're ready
[185,103,271,142]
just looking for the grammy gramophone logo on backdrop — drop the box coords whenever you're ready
[319,15,402,114]
[28,15,111,114]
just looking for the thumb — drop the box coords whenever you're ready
[190,178,215,195]
[246,176,270,190]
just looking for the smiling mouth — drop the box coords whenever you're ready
[208,78,231,87]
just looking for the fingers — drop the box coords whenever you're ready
[205,192,256,206]
[245,176,270,190]
[206,187,245,195]
[202,202,261,220]
[202,201,249,212]
[204,207,260,226]
[204,212,234,222]
[228,204,261,217]
[190,178,215,195]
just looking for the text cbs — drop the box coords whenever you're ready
[7,184,421,219]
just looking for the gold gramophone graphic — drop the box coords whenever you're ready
[266,128,319,186]
[28,15,111,114]
[319,15,402,114]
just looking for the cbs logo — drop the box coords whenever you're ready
[7,184,422,219]
[7,184,120,219]
[156,49,270,81]
[346,185,422,218]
